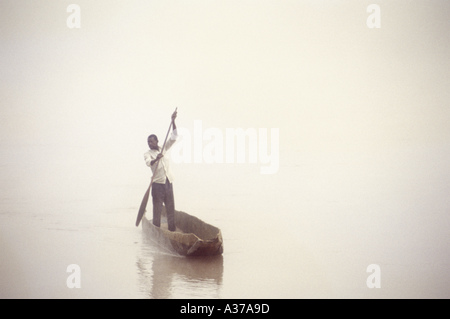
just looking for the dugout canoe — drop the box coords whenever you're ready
[142,206,224,256]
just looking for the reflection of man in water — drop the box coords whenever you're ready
[144,110,178,231]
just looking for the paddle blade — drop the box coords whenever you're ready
[136,186,151,227]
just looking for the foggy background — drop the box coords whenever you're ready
[1,0,449,298]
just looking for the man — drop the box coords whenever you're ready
[144,110,178,231]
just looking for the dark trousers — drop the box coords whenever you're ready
[152,179,175,231]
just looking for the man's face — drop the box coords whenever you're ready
[148,136,159,150]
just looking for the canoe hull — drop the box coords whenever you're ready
[142,208,223,256]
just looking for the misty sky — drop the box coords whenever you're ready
[1,0,450,216]
[1,0,450,299]
[1,1,449,152]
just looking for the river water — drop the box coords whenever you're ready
[1,140,449,299]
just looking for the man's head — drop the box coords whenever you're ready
[147,134,159,150]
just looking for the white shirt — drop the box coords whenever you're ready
[144,130,178,184]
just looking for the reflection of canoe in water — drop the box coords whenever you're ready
[142,206,224,256]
